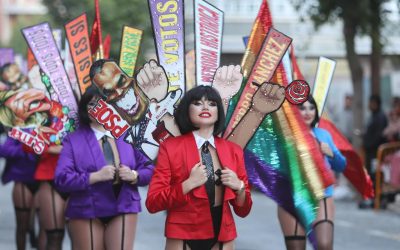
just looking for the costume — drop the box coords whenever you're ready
[312,127,346,197]
[55,125,154,219]
[35,152,59,181]
[1,136,38,190]
[145,132,252,242]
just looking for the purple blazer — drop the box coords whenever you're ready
[55,125,154,219]
[1,137,38,184]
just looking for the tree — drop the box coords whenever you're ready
[42,0,153,62]
[291,0,392,148]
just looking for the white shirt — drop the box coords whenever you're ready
[91,126,113,141]
[192,131,216,149]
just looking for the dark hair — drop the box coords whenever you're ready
[300,95,320,127]
[369,94,382,109]
[78,85,101,125]
[174,85,225,135]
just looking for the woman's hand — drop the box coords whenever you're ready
[320,142,334,157]
[182,162,207,194]
[221,167,242,191]
[118,164,138,184]
[89,165,115,184]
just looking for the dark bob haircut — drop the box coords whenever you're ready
[174,85,225,136]
[300,95,320,128]
[78,85,101,125]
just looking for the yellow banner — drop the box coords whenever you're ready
[119,26,142,77]
[312,57,336,117]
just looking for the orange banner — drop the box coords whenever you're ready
[65,13,93,95]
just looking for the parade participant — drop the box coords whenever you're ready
[1,136,39,250]
[55,86,154,250]
[277,95,346,250]
[146,85,252,250]
[34,145,66,250]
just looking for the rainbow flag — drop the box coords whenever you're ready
[226,0,335,233]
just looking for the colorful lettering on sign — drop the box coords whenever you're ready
[65,14,93,94]
[88,99,130,138]
[22,23,78,123]
[119,26,143,77]
[149,0,185,91]
[8,128,46,154]
[195,0,223,85]
[224,28,292,138]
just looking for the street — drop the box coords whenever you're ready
[0,177,399,250]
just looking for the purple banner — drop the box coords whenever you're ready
[148,0,186,92]
[0,48,14,67]
[22,22,78,123]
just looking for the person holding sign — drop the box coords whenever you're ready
[55,87,154,249]
[146,85,252,250]
[277,95,346,250]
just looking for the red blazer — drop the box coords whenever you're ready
[146,133,252,241]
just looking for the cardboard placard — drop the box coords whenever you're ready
[22,22,78,123]
[194,0,224,86]
[119,26,143,77]
[65,14,93,95]
[148,0,186,92]
[223,28,292,138]
[312,57,336,118]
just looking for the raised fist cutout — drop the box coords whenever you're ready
[252,82,285,114]
[212,65,243,102]
[136,60,169,102]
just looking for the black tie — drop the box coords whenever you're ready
[101,136,121,196]
[201,141,215,206]
[102,136,114,165]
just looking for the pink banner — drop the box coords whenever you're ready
[223,28,292,138]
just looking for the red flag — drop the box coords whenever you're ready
[289,45,305,81]
[90,0,103,59]
[103,34,111,59]
[319,118,374,199]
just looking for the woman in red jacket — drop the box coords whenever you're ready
[146,85,252,250]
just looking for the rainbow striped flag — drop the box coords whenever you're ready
[226,0,335,233]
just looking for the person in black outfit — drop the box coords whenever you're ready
[360,95,388,209]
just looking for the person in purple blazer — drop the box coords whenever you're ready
[1,135,39,250]
[55,87,154,250]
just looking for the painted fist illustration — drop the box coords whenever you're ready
[136,60,169,102]
[252,82,285,114]
[212,65,243,102]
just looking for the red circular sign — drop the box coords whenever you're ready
[285,80,310,105]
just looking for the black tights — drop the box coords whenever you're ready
[280,198,334,250]
[13,182,36,250]
[68,214,137,250]
[312,199,334,250]
[38,182,65,250]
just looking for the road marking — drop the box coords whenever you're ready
[337,220,400,242]
[368,230,400,241]
[336,219,354,228]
